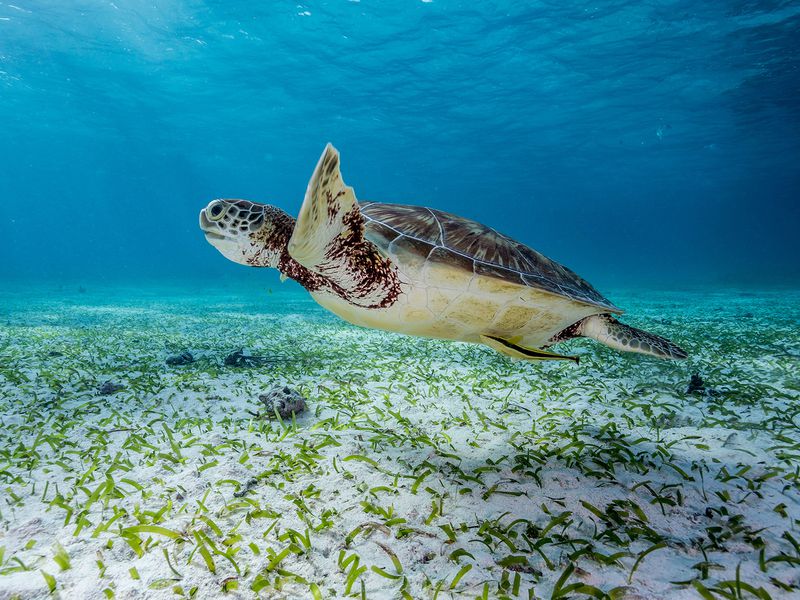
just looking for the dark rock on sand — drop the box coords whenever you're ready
[166,351,194,366]
[224,349,278,367]
[687,373,705,395]
[259,386,307,419]
[98,381,124,395]
[233,477,258,498]
[722,432,739,448]
[224,349,249,367]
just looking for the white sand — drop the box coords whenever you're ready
[0,285,798,599]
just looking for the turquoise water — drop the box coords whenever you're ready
[2,2,800,599]
[1,1,799,286]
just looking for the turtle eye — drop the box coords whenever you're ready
[208,201,226,221]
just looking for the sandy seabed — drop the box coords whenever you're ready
[0,284,798,599]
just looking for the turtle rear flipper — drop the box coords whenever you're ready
[579,314,687,360]
[288,144,400,308]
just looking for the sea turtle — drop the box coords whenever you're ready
[199,144,686,362]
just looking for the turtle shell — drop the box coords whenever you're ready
[360,202,621,313]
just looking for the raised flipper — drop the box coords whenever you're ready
[481,334,580,364]
[287,144,401,308]
[577,314,687,360]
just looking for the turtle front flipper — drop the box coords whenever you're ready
[288,144,401,308]
[481,335,580,364]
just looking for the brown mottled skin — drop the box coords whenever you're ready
[287,145,402,309]
[199,198,399,307]
[546,319,584,347]
[247,208,331,292]
[323,205,401,308]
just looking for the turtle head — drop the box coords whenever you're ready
[199,199,294,268]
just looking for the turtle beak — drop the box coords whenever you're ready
[200,206,245,265]
[199,204,230,242]
[199,208,225,240]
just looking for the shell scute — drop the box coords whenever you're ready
[422,248,475,290]
[474,260,526,287]
[362,201,619,312]
[387,235,433,276]
[365,220,398,249]
[446,295,501,327]
[427,287,455,314]
[493,305,535,330]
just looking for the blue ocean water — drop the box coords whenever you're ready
[1,1,799,288]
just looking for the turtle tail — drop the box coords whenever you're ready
[576,314,687,360]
